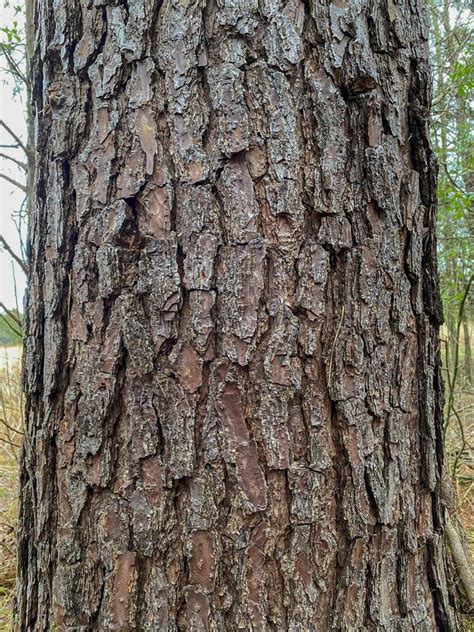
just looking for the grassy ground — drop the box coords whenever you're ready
[445,379,474,544]
[442,323,474,562]
[0,347,22,630]
[445,378,474,625]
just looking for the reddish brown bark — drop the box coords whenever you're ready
[17,0,458,630]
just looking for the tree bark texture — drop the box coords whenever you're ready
[17,0,457,630]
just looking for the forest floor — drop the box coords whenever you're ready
[446,384,474,552]
[0,346,21,629]
[442,324,474,565]
[0,344,472,629]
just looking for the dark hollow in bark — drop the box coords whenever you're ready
[17,0,458,630]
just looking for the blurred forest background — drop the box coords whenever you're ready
[0,0,472,627]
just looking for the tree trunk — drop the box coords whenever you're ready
[17,0,457,630]
[462,315,472,386]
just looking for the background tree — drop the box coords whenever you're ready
[14,0,466,630]
[429,1,474,492]
[0,0,29,337]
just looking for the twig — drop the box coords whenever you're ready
[0,541,15,556]
[328,305,345,385]
[0,436,20,450]
[440,161,468,196]
[0,302,22,327]
[0,172,27,193]
[0,417,23,436]
[445,512,474,607]
[451,406,472,480]
[0,119,27,155]
[0,234,28,274]
[0,317,22,340]
[12,261,20,317]
[0,152,27,171]
[0,306,22,339]
[442,276,474,480]
[0,43,27,84]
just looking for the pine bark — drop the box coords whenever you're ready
[17,0,457,630]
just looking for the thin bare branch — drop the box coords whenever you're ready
[0,235,28,274]
[0,119,27,155]
[440,161,469,196]
[0,302,22,328]
[0,152,27,171]
[0,435,20,450]
[0,43,27,84]
[0,417,23,436]
[0,307,22,341]
[0,172,27,193]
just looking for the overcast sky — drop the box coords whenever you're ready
[0,2,27,312]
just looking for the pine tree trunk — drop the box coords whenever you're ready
[17,0,458,630]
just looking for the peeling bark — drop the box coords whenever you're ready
[17,0,458,630]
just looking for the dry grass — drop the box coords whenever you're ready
[441,323,474,622]
[0,347,22,630]
[445,377,474,553]
[442,323,474,558]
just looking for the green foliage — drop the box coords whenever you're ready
[0,22,21,46]
[0,0,25,93]
[430,2,473,503]
[0,1,23,47]
[0,310,22,346]
[429,0,473,320]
